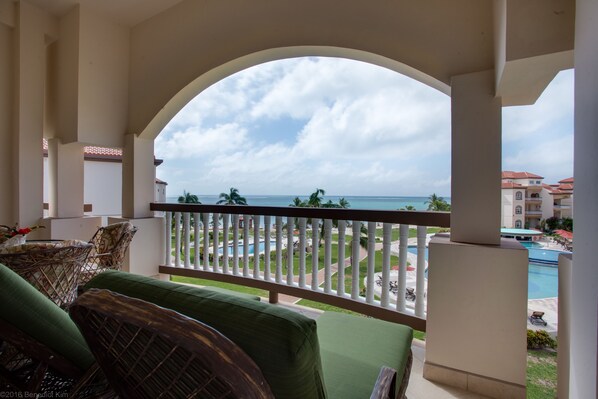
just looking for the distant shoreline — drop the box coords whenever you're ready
[166,194,451,211]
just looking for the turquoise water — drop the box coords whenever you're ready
[166,195,444,211]
[407,246,560,299]
[218,241,276,256]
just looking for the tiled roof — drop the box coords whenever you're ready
[559,177,574,184]
[501,171,544,179]
[155,178,168,185]
[43,138,121,158]
[501,182,524,189]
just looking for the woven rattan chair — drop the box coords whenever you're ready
[0,263,113,397]
[79,222,137,286]
[70,288,275,399]
[0,241,92,308]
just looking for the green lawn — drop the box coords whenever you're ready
[527,349,557,399]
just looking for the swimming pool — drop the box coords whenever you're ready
[407,246,560,299]
[218,241,276,256]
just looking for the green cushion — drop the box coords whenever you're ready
[0,263,95,371]
[84,270,327,399]
[317,312,413,399]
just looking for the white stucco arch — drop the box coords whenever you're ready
[137,46,450,141]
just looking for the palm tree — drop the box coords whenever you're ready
[178,190,200,204]
[217,187,247,205]
[307,188,326,207]
[425,193,450,211]
[338,197,350,209]
[290,197,306,207]
[400,205,416,211]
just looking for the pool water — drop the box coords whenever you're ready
[218,241,276,256]
[407,245,560,299]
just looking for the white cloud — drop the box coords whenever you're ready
[155,123,248,159]
[156,58,572,198]
[503,135,574,182]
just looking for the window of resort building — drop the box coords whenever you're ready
[516,191,522,200]
[516,205,522,214]
[515,220,522,228]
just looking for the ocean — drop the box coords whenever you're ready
[165,195,449,211]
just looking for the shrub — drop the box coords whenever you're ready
[527,329,557,349]
[545,217,560,232]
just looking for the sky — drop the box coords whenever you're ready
[155,57,574,198]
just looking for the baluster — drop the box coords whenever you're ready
[253,215,260,279]
[415,225,427,317]
[264,216,271,281]
[298,218,307,288]
[202,213,210,271]
[366,221,376,303]
[232,214,239,275]
[381,223,392,307]
[324,220,333,293]
[287,217,294,285]
[311,218,320,290]
[194,213,200,269]
[174,212,181,267]
[222,214,229,273]
[337,220,346,296]
[275,216,283,283]
[183,212,191,268]
[396,224,408,312]
[351,222,360,300]
[212,213,220,273]
[243,215,250,277]
[165,212,172,266]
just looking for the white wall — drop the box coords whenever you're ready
[84,160,122,216]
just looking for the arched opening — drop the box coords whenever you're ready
[154,56,451,201]
[138,47,450,141]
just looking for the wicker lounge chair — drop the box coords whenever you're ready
[70,288,275,399]
[79,222,137,286]
[0,264,112,397]
[0,241,92,308]
[529,311,548,326]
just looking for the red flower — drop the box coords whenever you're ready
[17,228,32,235]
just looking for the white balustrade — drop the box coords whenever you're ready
[159,205,445,325]
[311,218,320,290]
[337,220,346,296]
[397,224,408,312]
[253,215,260,279]
[174,212,181,267]
[298,218,307,288]
[165,212,172,266]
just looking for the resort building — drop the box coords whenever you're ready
[42,139,167,218]
[1,1,596,398]
[501,171,573,229]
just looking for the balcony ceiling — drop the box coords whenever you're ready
[25,0,184,26]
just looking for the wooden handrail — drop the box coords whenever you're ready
[150,203,450,227]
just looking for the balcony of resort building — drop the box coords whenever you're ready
[0,1,596,398]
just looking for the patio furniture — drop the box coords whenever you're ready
[78,222,137,286]
[0,263,112,397]
[529,311,548,326]
[405,287,416,301]
[82,270,414,399]
[70,289,275,399]
[0,240,92,308]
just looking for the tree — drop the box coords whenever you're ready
[307,188,326,207]
[400,205,416,211]
[338,197,350,209]
[425,193,451,211]
[290,197,306,207]
[178,190,200,204]
[217,187,248,205]
[545,216,560,231]
[561,217,573,232]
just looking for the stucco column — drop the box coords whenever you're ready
[47,138,84,218]
[571,1,598,397]
[450,70,502,245]
[122,133,155,219]
[12,2,46,228]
